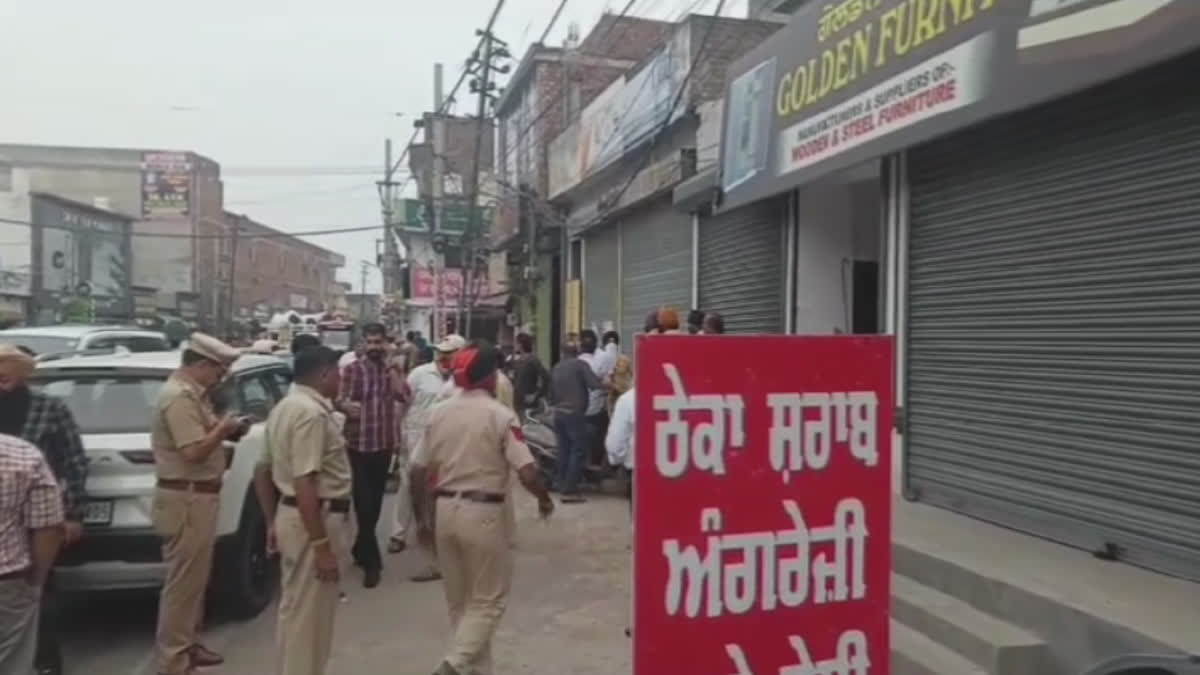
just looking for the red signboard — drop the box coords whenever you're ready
[633,334,893,675]
[409,267,493,304]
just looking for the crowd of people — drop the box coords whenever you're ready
[0,306,721,675]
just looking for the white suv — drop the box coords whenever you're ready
[0,325,170,360]
[31,350,291,618]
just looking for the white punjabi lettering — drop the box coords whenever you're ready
[767,391,880,482]
[661,498,868,618]
[654,363,747,478]
[725,630,872,675]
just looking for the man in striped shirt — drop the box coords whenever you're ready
[338,322,409,588]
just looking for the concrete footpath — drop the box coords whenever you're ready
[216,493,633,674]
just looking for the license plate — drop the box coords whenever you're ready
[82,500,113,526]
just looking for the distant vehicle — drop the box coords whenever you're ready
[316,317,355,353]
[32,349,291,618]
[0,325,170,359]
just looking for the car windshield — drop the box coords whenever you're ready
[2,335,78,356]
[31,373,167,434]
[322,331,350,350]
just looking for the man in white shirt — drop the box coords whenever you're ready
[578,329,618,468]
[388,333,465,583]
[605,387,636,514]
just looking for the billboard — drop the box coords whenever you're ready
[141,151,191,217]
[633,334,893,675]
[719,0,1200,208]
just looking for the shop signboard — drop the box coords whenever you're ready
[409,267,490,306]
[395,197,491,236]
[633,334,893,675]
[719,0,1200,210]
[141,151,191,218]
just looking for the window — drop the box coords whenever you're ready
[268,369,292,397]
[114,336,170,352]
[238,374,276,422]
[86,337,115,351]
[32,374,166,434]
[2,335,76,357]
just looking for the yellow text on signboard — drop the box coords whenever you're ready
[777,0,995,118]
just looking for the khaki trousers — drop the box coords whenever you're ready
[435,497,512,675]
[275,504,349,675]
[152,488,219,675]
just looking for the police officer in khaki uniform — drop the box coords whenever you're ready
[410,342,554,675]
[151,333,245,675]
[253,346,350,675]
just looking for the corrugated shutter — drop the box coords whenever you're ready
[583,223,619,330]
[620,197,692,348]
[697,198,785,333]
[904,53,1200,581]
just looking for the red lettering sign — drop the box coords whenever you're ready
[633,335,893,675]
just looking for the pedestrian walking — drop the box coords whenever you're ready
[338,323,409,588]
[0,433,64,675]
[548,342,604,503]
[253,346,350,675]
[578,329,617,469]
[0,344,87,675]
[408,343,554,675]
[150,333,245,675]
[391,334,465,581]
[701,312,725,334]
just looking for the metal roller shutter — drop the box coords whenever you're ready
[620,197,692,348]
[583,223,619,331]
[904,54,1200,580]
[697,198,785,333]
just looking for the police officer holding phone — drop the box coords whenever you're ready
[150,333,245,675]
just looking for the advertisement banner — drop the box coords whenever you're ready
[409,267,493,306]
[141,151,191,217]
[633,334,893,675]
[719,0,1200,209]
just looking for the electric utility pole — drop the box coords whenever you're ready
[432,63,447,342]
[459,25,510,338]
[379,139,401,303]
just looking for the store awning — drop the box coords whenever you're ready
[672,167,718,214]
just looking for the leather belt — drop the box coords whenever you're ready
[280,495,351,513]
[434,489,505,504]
[157,478,222,494]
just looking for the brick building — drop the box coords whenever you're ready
[199,211,345,330]
[491,14,677,362]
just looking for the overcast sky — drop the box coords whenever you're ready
[0,0,745,294]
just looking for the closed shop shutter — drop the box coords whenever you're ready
[620,197,692,348]
[697,198,785,333]
[582,223,619,331]
[904,54,1200,581]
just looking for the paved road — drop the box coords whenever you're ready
[60,492,632,674]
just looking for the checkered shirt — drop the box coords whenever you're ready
[0,433,65,576]
[341,358,408,453]
[18,391,88,521]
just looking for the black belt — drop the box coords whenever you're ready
[280,495,351,513]
[434,489,505,504]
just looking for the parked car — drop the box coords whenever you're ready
[0,325,170,360]
[31,349,291,618]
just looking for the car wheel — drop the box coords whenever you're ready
[212,490,277,619]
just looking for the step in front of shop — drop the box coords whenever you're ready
[890,573,1049,675]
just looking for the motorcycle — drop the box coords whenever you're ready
[521,401,620,491]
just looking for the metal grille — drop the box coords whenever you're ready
[582,223,619,332]
[698,198,786,333]
[905,54,1200,581]
[620,197,692,349]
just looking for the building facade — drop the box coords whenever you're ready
[548,13,781,351]
[0,144,222,324]
[492,16,677,362]
[713,0,1200,589]
[201,211,345,329]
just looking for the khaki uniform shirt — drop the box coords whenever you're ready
[414,390,534,495]
[495,372,514,411]
[260,384,351,499]
[152,372,223,481]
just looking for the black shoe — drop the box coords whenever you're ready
[35,665,61,675]
[363,567,381,588]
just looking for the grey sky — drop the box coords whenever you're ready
[0,0,743,294]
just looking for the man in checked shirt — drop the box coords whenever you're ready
[0,433,64,674]
[0,344,86,675]
[338,322,409,588]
